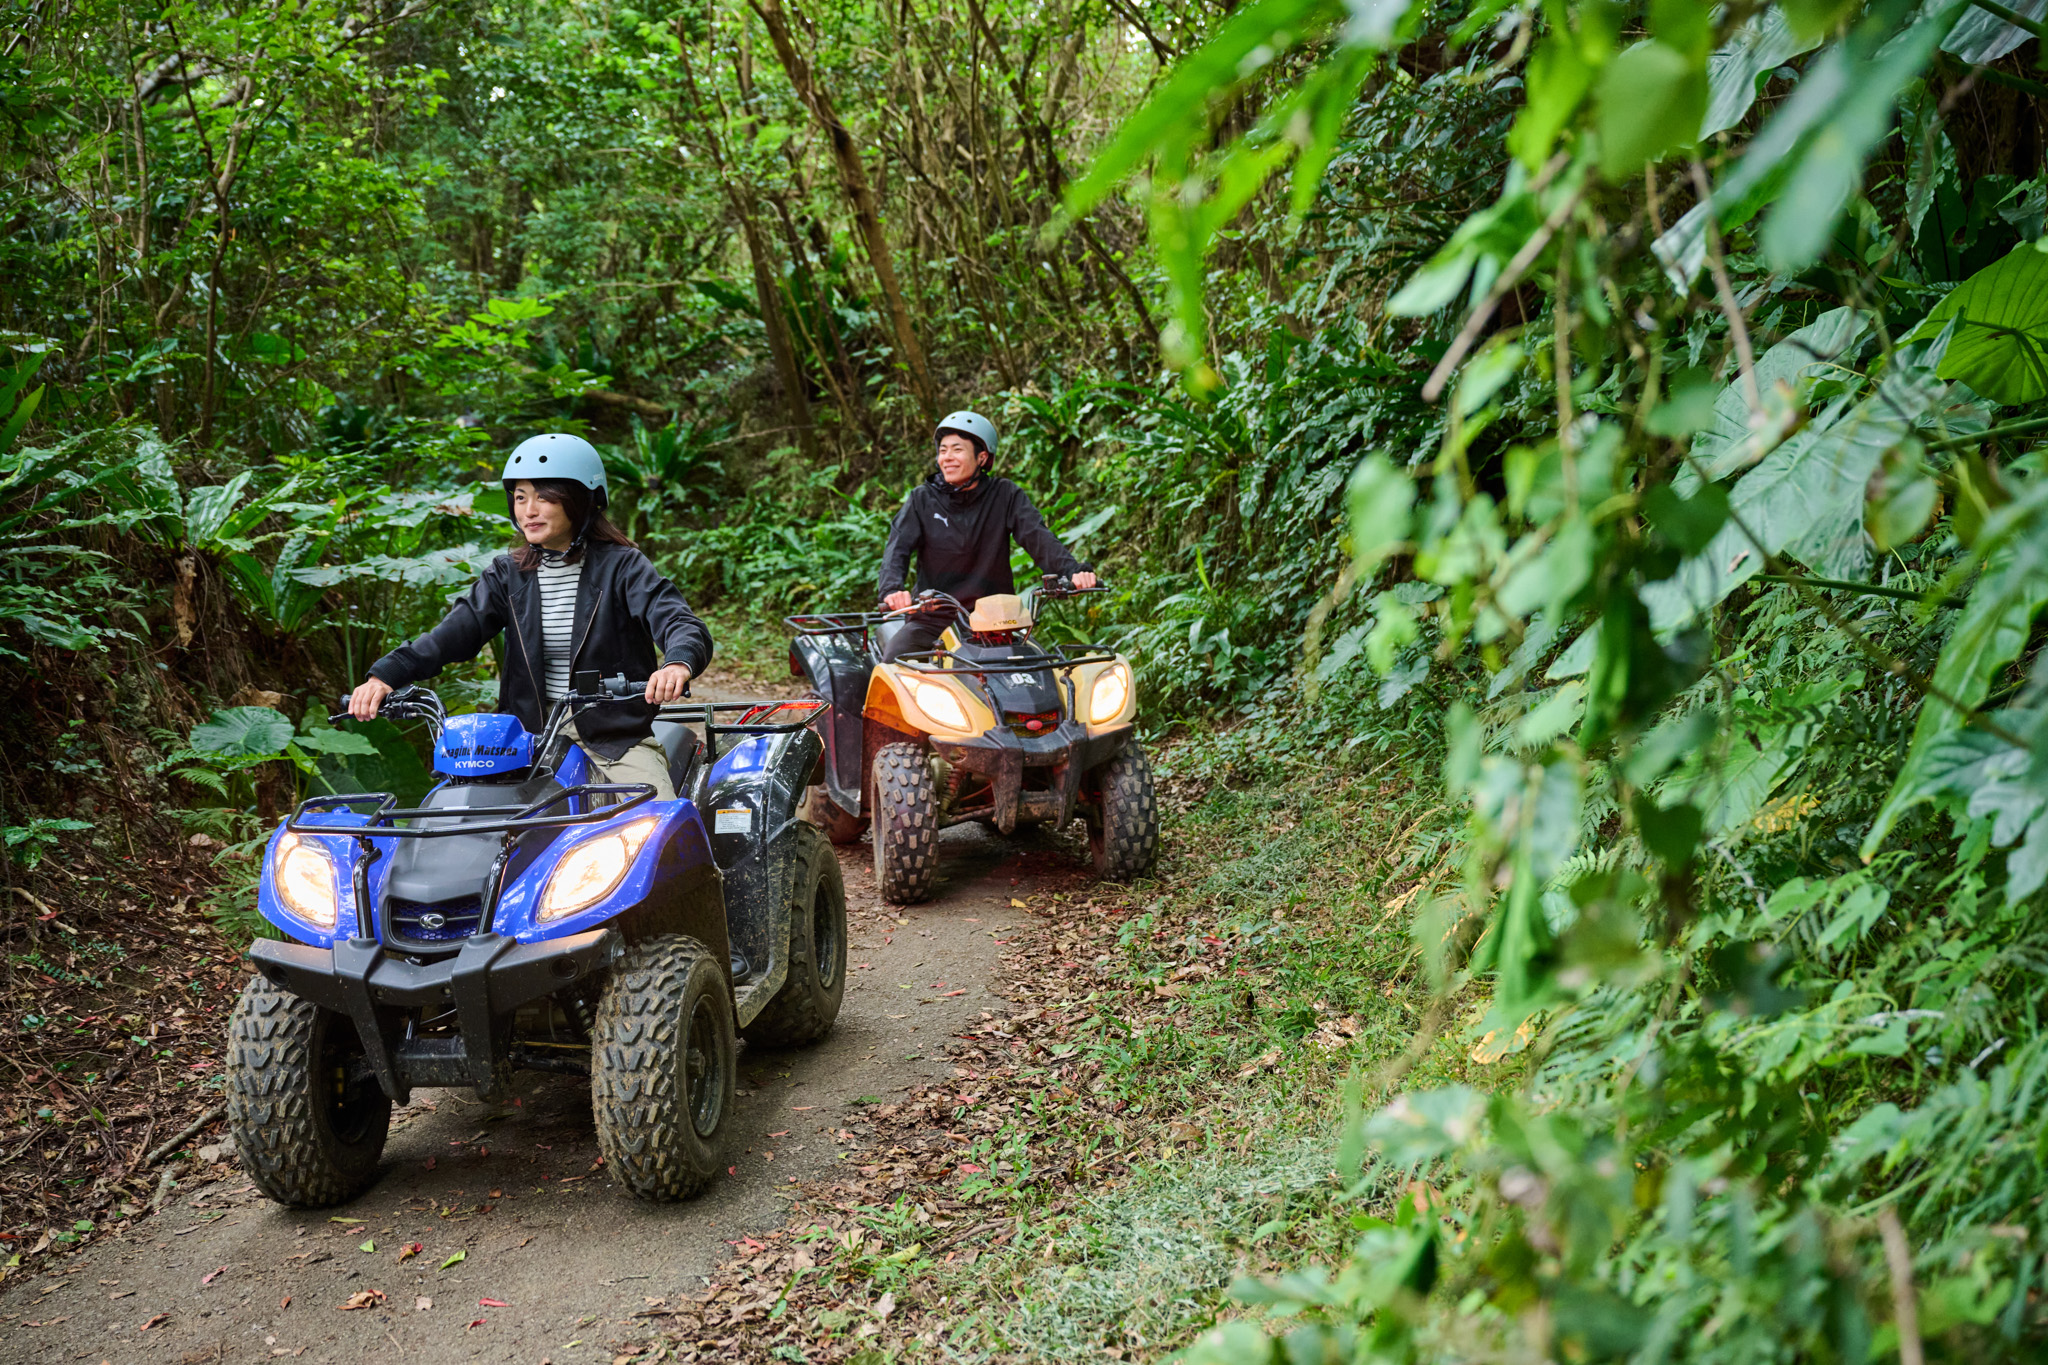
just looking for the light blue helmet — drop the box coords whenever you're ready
[935,410,998,460]
[501,433,608,508]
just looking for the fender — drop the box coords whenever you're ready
[791,631,871,818]
[701,725,824,1026]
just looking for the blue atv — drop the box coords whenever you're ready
[224,675,845,1206]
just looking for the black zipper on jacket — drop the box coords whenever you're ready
[503,560,541,711]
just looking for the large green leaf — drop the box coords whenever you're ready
[1595,40,1706,180]
[1645,342,1953,633]
[1899,718,2048,903]
[1702,8,1820,138]
[183,472,255,548]
[189,706,294,760]
[1942,0,2045,62]
[307,717,432,803]
[1905,240,2048,405]
[1707,3,1963,274]
[289,727,379,758]
[1680,307,1872,486]
[1865,484,2048,854]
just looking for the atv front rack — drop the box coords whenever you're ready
[785,612,1118,674]
[285,784,656,839]
[893,643,1120,676]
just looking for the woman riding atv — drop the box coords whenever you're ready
[348,433,712,797]
[876,410,1096,659]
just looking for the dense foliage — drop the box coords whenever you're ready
[6,0,2048,1357]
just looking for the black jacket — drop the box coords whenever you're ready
[877,473,1089,609]
[368,540,713,760]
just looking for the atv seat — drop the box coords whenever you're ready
[651,720,704,795]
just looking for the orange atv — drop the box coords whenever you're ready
[786,578,1158,903]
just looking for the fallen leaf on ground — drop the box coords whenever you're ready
[423,1156,436,1170]
[396,1242,422,1262]
[479,1297,510,1308]
[138,1313,171,1331]
[440,1250,466,1269]
[467,1317,486,1330]
[358,1239,375,1253]
[874,1290,897,1321]
[415,1296,432,1311]
[201,1265,227,1284]
[279,1296,290,1310]
[337,1290,386,1311]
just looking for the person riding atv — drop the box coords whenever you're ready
[225,434,850,1208]
[788,411,1158,902]
[349,432,707,792]
[875,410,1097,661]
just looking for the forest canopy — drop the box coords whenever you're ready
[6,0,2048,1357]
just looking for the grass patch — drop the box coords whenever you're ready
[644,734,1483,1362]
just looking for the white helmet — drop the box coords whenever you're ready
[935,410,998,459]
[501,433,608,508]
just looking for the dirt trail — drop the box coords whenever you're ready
[2,692,1069,1365]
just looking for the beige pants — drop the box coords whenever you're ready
[574,723,675,801]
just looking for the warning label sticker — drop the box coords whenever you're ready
[714,807,752,834]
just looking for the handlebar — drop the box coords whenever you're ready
[1036,573,1109,598]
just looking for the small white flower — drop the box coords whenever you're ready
[489,85,508,101]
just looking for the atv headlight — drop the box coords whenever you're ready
[1087,664,1131,725]
[906,677,972,733]
[540,818,659,922]
[275,833,338,929]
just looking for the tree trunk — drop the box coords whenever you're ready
[748,0,937,421]
[676,35,823,462]
[734,192,821,462]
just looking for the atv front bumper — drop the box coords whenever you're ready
[932,721,1132,834]
[249,929,622,1103]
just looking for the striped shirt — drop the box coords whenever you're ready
[537,551,582,702]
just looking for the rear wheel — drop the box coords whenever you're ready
[743,823,849,1046]
[591,935,735,1202]
[226,977,391,1208]
[873,741,939,904]
[1088,743,1160,882]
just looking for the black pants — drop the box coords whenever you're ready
[876,616,949,663]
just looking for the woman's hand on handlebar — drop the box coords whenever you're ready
[348,677,393,722]
[1071,571,1097,590]
[645,663,692,704]
[883,591,913,611]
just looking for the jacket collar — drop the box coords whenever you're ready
[928,469,990,507]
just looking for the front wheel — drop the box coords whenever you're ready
[1088,743,1160,882]
[226,977,391,1208]
[743,823,849,1046]
[804,783,869,845]
[873,741,939,904]
[591,935,736,1202]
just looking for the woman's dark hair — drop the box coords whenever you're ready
[508,478,634,569]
